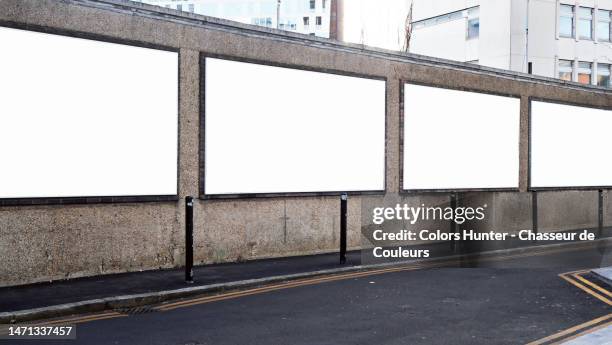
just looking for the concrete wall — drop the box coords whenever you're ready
[0,0,611,287]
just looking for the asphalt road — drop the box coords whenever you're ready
[4,245,612,345]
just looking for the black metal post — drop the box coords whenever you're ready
[340,193,348,264]
[185,196,194,283]
[532,191,538,243]
[599,189,604,237]
[450,193,457,253]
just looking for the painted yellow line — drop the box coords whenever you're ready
[158,244,605,312]
[551,319,612,345]
[559,269,590,276]
[36,311,126,326]
[157,264,428,311]
[0,311,126,336]
[525,313,612,345]
[572,273,612,298]
[558,274,612,306]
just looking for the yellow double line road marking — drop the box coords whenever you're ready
[558,271,612,306]
[0,311,126,336]
[17,241,611,326]
[156,243,606,311]
[526,314,612,345]
[550,319,612,345]
[527,270,612,344]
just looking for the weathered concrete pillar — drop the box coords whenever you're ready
[519,95,530,192]
[386,77,401,193]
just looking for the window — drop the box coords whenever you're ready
[322,0,326,8]
[176,4,182,11]
[578,7,593,40]
[309,0,315,10]
[559,4,574,37]
[188,4,194,13]
[467,7,479,39]
[303,16,309,26]
[597,63,611,87]
[558,59,573,81]
[598,10,611,42]
[577,61,592,84]
[316,16,322,26]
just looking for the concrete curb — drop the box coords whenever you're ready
[2,238,611,324]
[591,267,612,286]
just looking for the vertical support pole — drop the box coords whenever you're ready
[532,191,538,242]
[599,189,604,237]
[185,196,194,283]
[340,193,348,264]
[450,193,458,253]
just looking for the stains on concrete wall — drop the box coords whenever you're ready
[0,0,611,287]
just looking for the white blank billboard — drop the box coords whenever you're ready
[0,27,178,198]
[204,58,386,195]
[531,101,612,188]
[403,84,520,190]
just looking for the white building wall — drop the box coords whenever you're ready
[412,0,479,20]
[338,0,411,50]
[480,0,513,70]
[410,17,479,62]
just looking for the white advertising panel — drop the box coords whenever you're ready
[403,83,520,190]
[531,101,612,188]
[0,27,178,198]
[204,58,386,195]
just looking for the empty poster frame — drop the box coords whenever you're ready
[0,25,179,205]
[530,99,612,190]
[401,82,521,192]
[201,56,387,198]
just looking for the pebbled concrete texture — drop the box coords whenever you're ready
[1,0,612,287]
[538,191,599,233]
[0,203,181,287]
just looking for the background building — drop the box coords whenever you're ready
[134,0,612,86]
[407,0,612,87]
[135,0,333,38]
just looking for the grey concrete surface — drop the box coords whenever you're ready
[0,0,611,287]
[538,191,599,233]
[564,325,612,345]
[592,266,612,286]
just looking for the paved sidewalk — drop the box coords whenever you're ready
[0,250,362,313]
[564,324,612,344]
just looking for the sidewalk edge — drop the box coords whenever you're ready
[1,237,610,324]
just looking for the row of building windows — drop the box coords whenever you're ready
[309,0,326,10]
[558,59,611,86]
[303,16,323,27]
[165,3,194,13]
[560,4,612,41]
